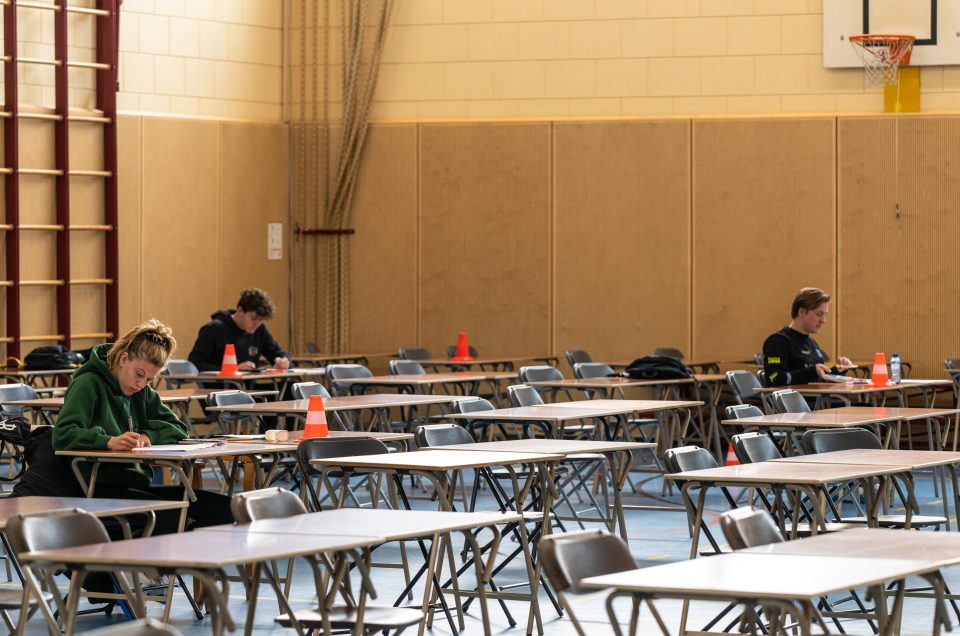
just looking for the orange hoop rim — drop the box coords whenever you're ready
[849,34,916,45]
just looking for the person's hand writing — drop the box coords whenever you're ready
[107,432,145,451]
[815,363,834,380]
[137,433,152,447]
[238,360,256,371]
[274,357,290,370]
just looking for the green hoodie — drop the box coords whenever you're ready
[53,342,187,488]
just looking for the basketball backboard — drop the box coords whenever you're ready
[824,0,960,67]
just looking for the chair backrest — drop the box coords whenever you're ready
[573,362,615,379]
[291,381,330,400]
[654,347,684,361]
[753,352,764,366]
[518,365,564,385]
[452,397,495,414]
[663,445,718,473]
[325,364,373,395]
[389,360,426,375]
[397,347,432,361]
[208,390,255,408]
[164,359,198,376]
[771,389,810,414]
[305,341,320,354]
[564,349,593,369]
[946,358,960,370]
[0,383,39,417]
[723,404,764,420]
[6,508,110,557]
[414,423,474,447]
[539,529,636,595]
[446,345,479,358]
[231,487,307,523]
[296,437,388,468]
[801,428,882,455]
[507,384,544,407]
[719,507,784,550]
[725,370,762,404]
[731,432,781,464]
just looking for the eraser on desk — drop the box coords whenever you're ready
[265,429,289,442]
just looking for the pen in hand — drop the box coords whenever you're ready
[128,416,141,448]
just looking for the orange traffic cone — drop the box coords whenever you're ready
[297,395,329,441]
[450,332,475,362]
[218,343,241,377]
[869,352,889,387]
[725,442,739,466]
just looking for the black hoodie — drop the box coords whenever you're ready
[188,309,287,372]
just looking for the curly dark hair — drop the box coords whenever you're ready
[237,288,275,319]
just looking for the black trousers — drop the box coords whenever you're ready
[91,484,233,537]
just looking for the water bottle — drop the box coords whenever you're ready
[890,353,901,384]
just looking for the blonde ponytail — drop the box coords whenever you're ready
[106,319,177,370]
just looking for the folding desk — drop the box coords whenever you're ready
[287,351,391,367]
[667,462,909,557]
[420,438,653,540]
[580,552,938,636]
[754,379,952,409]
[0,369,75,388]
[415,355,559,372]
[720,411,904,454]
[333,371,518,406]
[825,405,960,452]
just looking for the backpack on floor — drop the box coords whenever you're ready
[619,355,692,380]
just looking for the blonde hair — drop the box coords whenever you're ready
[106,319,177,370]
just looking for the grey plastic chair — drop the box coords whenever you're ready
[724,404,764,420]
[506,384,543,408]
[290,382,330,400]
[7,509,133,635]
[389,360,426,375]
[163,359,199,389]
[539,530,652,635]
[414,423,473,447]
[208,390,261,435]
[730,432,781,464]
[663,446,736,555]
[325,364,373,397]
[564,349,593,370]
[572,362,615,379]
[231,487,307,523]
[296,437,390,511]
[0,383,39,418]
[725,370,767,409]
[305,342,320,354]
[397,347,432,361]
[518,366,576,404]
[719,507,784,550]
[771,389,811,414]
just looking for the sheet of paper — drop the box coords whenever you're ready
[137,443,219,452]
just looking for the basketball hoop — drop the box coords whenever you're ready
[849,34,916,85]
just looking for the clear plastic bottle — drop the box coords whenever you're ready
[890,353,901,384]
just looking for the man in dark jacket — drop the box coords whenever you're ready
[762,287,854,387]
[188,288,289,372]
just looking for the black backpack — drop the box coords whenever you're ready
[620,355,692,380]
[23,345,84,370]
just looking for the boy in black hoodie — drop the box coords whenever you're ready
[188,288,289,372]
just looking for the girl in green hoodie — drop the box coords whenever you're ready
[49,319,232,534]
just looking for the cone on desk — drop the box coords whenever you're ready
[725,442,739,466]
[869,352,889,387]
[450,332,475,362]
[297,395,329,441]
[218,343,241,377]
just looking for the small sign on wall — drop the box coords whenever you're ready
[268,222,283,260]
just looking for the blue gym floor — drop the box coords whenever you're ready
[14,468,951,635]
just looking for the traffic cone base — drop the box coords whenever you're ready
[218,343,242,377]
[450,331,475,362]
[297,394,329,441]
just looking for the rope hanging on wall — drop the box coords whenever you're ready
[288,0,394,353]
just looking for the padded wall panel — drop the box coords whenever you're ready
[693,118,837,361]
[839,116,960,378]
[219,122,290,350]
[419,123,552,357]
[141,117,220,350]
[554,120,691,361]
[347,124,418,355]
[117,115,142,334]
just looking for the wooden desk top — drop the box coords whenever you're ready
[220,430,414,444]
[442,405,636,422]
[55,442,296,461]
[668,461,907,485]
[721,412,902,429]
[823,405,960,420]
[289,352,391,363]
[755,379,951,395]
[199,509,521,542]
[580,553,934,600]
[0,496,187,529]
[310,449,563,471]
[419,439,655,455]
[3,387,278,410]
[206,394,460,415]
[550,398,704,412]
[162,369,325,383]
[775,448,960,470]
[339,371,518,385]
[526,377,693,389]
[744,527,960,567]
[22,529,382,569]
[0,369,75,378]
[418,356,555,367]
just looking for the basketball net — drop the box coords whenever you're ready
[849,34,916,85]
